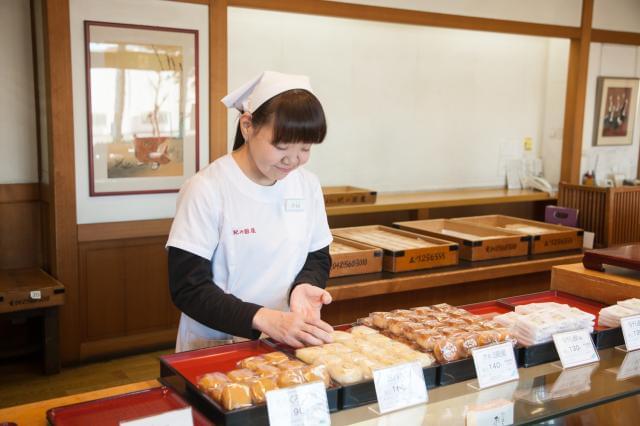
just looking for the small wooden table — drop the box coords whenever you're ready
[0,268,65,374]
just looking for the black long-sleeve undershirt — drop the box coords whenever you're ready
[168,245,331,339]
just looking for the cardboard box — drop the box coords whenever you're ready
[332,225,458,273]
[394,219,529,261]
[452,215,583,254]
[329,237,383,277]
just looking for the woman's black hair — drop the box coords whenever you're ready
[233,89,327,151]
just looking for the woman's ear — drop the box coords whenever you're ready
[239,112,253,140]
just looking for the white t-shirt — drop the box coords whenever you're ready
[167,154,332,351]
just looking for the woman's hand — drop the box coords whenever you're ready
[290,283,332,322]
[252,306,333,348]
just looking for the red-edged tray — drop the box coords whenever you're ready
[46,386,213,426]
[159,340,339,426]
[458,300,513,318]
[498,290,622,359]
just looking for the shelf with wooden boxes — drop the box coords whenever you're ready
[393,218,530,261]
[331,225,459,273]
[450,214,584,254]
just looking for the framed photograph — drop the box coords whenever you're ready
[84,21,199,196]
[592,76,639,147]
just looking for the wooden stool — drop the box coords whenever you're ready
[0,269,65,374]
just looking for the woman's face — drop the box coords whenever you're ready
[246,121,312,183]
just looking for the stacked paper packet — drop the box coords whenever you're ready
[598,298,640,328]
[494,302,595,346]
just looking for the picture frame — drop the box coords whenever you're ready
[84,21,199,196]
[592,76,639,147]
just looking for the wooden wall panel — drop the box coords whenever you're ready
[0,184,41,270]
[85,248,126,340]
[79,237,179,357]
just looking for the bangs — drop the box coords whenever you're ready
[267,90,327,144]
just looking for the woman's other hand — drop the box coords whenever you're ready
[290,283,332,322]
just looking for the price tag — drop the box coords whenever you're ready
[621,314,640,352]
[266,381,330,426]
[466,399,514,426]
[617,350,640,380]
[120,407,193,426]
[372,361,428,414]
[471,342,519,389]
[30,290,42,300]
[552,329,599,369]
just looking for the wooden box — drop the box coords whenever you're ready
[322,186,377,206]
[452,214,583,254]
[329,237,383,277]
[331,225,458,273]
[0,268,65,314]
[393,219,529,261]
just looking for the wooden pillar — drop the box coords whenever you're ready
[41,0,80,364]
[560,0,593,184]
[210,0,228,161]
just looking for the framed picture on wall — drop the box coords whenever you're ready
[592,76,639,147]
[84,21,199,196]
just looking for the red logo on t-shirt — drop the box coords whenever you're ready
[233,227,256,236]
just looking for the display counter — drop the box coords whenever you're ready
[3,349,640,425]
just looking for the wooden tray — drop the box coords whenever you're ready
[46,387,213,426]
[322,186,377,206]
[394,219,529,261]
[331,225,458,272]
[329,237,383,277]
[452,214,583,254]
[583,244,640,272]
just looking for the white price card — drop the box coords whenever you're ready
[266,381,330,426]
[466,399,514,426]
[617,350,640,380]
[372,361,428,414]
[621,314,640,352]
[552,329,599,369]
[471,342,519,389]
[120,407,193,426]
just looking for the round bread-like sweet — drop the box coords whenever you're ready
[198,372,229,401]
[364,333,393,344]
[303,364,331,388]
[331,330,354,342]
[254,363,280,378]
[391,309,414,317]
[277,369,306,388]
[237,355,267,370]
[248,377,278,404]
[387,317,410,335]
[357,316,375,327]
[295,346,326,364]
[412,306,435,315]
[227,368,255,383]
[414,329,441,351]
[278,360,307,371]
[312,353,343,367]
[220,383,252,411]
[477,330,501,346]
[402,350,435,368]
[457,333,479,357]
[322,343,352,354]
[401,322,425,340]
[327,361,364,384]
[433,339,460,363]
[370,312,391,329]
[263,351,289,365]
[349,325,378,336]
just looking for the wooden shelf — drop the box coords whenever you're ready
[326,250,582,301]
[325,188,555,216]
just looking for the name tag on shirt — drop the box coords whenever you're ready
[285,198,305,212]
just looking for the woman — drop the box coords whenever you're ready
[167,71,334,352]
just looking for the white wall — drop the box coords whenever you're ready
[228,7,569,191]
[327,0,582,27]
[594,0,640,33]
[581,43,640,182]
[0,0,38,184]
[69,0,209,224]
